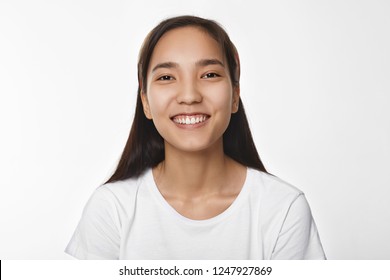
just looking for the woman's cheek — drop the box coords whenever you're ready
[148,87,175,114]
[208,84,233,110]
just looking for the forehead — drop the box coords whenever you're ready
[149,26,224,66]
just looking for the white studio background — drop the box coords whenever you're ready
[0,0,389,259]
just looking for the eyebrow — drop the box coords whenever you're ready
[151,58,225,73]
[196,58,225,68]
[151,62,179,73]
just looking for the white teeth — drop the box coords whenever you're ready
[173,115,208,125]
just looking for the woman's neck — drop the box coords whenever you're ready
[153,140,237,198]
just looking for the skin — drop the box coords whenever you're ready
[141,26,246,220]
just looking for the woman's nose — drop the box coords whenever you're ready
[176,80,202,104]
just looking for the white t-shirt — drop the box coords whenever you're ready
[65,168,326,259]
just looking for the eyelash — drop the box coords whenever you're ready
[157,75,174,81]
[202,72,220,79]
[156,72,220,81]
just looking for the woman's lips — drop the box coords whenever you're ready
[171,114,210,125]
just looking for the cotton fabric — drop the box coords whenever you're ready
[65,168,326,259]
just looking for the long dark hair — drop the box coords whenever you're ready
[105,15,267,183]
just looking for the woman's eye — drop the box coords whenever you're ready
[157,75,174,81]
[202,73,220,79]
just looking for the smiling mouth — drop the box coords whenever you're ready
[171,114,210,125]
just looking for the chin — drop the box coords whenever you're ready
[165,137,223,154]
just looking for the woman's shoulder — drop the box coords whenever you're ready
[245,169,313,230]
[93,169,151,203]
[246,168,304,200]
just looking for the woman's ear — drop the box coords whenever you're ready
[231,85,240,113]
[140,91,153,119]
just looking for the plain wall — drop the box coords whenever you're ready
[0,0,389,259]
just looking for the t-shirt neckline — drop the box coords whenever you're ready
[144,167,251,226]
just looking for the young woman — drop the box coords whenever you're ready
[65,15,326,260]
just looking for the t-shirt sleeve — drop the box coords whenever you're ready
[271,194,326,260]
[65,186,121,259]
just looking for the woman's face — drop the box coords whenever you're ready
[142,26,239,153]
